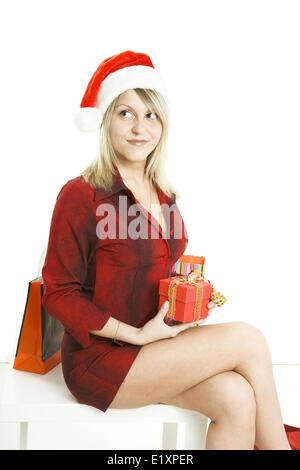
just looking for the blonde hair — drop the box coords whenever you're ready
[78,88,180,199]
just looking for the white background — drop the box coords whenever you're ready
[0,0,299,363]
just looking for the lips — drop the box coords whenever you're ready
[127,140,148,146]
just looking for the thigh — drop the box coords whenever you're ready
[109,321,261,409]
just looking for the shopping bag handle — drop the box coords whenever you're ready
[37,245,47,279]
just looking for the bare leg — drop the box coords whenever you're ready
[109,321,291,450]
[233,334,290,450]
[162,324,291,450]
[163,371,257,450]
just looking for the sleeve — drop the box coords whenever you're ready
[41,181,112,349]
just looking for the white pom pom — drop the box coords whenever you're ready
[74,107,103,132]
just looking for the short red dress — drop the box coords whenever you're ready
[41,163,189,412]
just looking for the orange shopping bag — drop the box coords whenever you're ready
[13,248,64,374]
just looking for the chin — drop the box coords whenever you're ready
[120,152,150,163]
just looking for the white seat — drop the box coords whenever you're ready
[0,360,208,450]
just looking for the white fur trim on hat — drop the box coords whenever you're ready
[96,65,170,117]
[74,107,103,132]
[75,64,170,132]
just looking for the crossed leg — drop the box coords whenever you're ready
[110,321,291,450]
[160,370,256,450]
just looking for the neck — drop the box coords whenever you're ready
[116,160,149,186]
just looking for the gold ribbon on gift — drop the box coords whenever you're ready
[167,270,226,322]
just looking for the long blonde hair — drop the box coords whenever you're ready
[79,88,180,199]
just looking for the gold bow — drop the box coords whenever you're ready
[167,270,226,322]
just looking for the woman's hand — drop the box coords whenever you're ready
[207,300,216,316]
[135,301,207,346]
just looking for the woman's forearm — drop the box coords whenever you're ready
[89,316,141,345]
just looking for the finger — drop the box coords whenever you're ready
[180,319,206,332]
[160,301,170,317]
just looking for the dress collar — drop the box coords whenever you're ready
[93,163,176,206]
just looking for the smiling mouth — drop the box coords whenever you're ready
[127,140,148,146]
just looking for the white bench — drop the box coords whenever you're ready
[0,360,209,450]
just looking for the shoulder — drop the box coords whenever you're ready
[52,176,97,219]
[48,177,99,236]
[56,175,95,203]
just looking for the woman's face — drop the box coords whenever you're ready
[109,89,163,165]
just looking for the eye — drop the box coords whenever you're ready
[147,112,158,119]
[119,110,132,118]
[118,109,158,120]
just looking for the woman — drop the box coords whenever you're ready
[41,50,291,450]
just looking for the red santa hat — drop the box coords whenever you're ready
[74,50,170,132]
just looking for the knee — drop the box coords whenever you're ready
[230,321,270,355]
[216,372,256,423]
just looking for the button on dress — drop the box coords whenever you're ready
[41,163,189,412]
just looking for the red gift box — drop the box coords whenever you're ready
[159,275,213,323]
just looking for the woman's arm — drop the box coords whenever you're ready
[42,180,115,349]
[89,317,141,345]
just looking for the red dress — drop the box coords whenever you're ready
[41,163,189,412]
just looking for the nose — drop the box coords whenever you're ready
[131,117,147,134]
